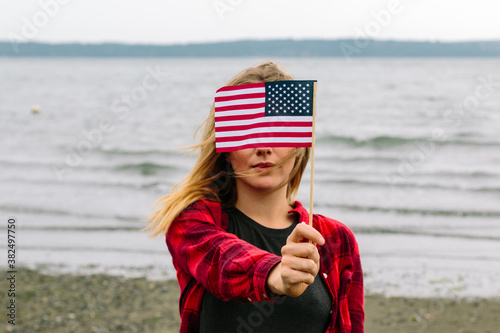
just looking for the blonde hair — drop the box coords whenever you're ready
[145,62,310,236]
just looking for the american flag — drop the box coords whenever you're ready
[214,80,316,153]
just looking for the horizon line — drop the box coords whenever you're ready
[1,38,500,47]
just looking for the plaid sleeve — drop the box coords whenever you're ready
[166,200,282,303]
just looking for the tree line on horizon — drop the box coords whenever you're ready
[1,39,500,57]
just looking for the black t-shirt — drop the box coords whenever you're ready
[199,208,332,333]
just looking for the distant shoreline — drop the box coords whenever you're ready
[1,39,500,57]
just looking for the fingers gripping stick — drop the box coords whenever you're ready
[267,222,324,297]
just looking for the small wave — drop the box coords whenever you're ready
[4,176,159,191]
[141,181,162,189]
[115,162,177,175]
[455,132,478,138]
[318,178,500,193]
[0,205,141,222]
[420,169,500,179]
[321,203,500,218]
[320,155,399,163]
[20,245,162,255]
[316,134,500,148]
[0,159,178,177]
[0,159,52,169]
[23,226,141,232]
[97,147,183,156]
[317,135,412,148]
[351,227,500,242]
[0,205,73,217]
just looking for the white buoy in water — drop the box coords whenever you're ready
[32,105,41,114]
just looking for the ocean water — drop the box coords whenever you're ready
[1,57,499,298]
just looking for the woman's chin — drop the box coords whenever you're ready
[249,180,286,193]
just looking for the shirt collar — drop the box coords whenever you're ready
[288,200,311,224]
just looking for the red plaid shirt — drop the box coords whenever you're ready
[166,199,364,332]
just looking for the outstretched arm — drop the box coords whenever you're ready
[166,201,281,303]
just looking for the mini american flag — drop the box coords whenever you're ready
[214,80,316,153]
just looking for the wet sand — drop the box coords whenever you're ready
[1,268,499,332]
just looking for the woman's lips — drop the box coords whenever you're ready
[252,163,274,171]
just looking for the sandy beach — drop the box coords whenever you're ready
[1,268,499,333]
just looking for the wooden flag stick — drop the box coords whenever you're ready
[309,82,317,227]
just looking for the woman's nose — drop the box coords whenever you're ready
[255,147,272,156]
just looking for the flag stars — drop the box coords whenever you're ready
[265,81,314,117]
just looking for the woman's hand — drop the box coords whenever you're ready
[267,222,325,297]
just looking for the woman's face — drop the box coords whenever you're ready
[227,147,296,193]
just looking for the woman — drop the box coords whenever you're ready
[146,62,364,333]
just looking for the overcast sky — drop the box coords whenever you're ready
[1,0,499,44]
